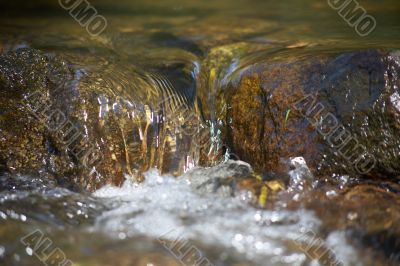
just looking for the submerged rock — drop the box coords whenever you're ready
[0,48,202,190]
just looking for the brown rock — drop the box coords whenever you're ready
[0,48,200,190]
[222,49,400,180]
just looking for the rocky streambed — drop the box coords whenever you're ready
[1,0,400,265]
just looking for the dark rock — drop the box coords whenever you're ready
[220,49,400,181]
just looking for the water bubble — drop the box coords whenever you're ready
[326,190,338,198]
[254,241,263,250]
[270,212,283,223]
[254,212,262,222]
[0,211,7,220]
[0,246,5,258]
[118,232,126,240]
[234,234,243,241]
[25,247,33,256]
[347,212,358,221]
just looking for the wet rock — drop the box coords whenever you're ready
[220,48,400,181]
[2,46,400,191]
[180,160,253,197]
[0,48,70,182]
[0,48,200,190]
[302,182,400,265]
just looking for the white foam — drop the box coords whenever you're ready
[92,168,357,265]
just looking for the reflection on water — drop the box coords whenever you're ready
[0,0,400,265]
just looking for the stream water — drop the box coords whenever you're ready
[0,0,400,265]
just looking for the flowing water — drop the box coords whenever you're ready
[0,0,400,265]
